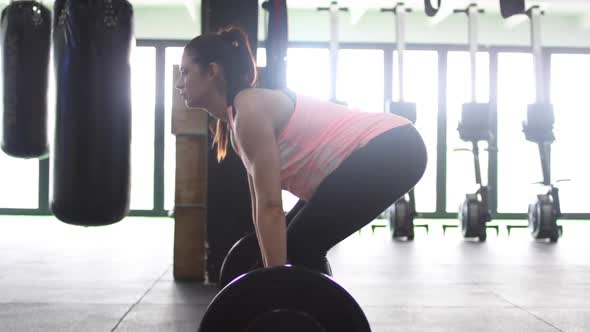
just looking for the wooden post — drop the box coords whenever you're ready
[171,65,208,282]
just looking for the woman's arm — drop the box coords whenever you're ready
[247,174,257,224]
[247,174,267,266]
[233,90,287,267]
[232,132,268,265]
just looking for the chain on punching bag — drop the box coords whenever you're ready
[51,0,134,226]
[1,1,51,158]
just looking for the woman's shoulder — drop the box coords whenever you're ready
[233,88,295,135]
[234,88,294,114]
[234,87,284,103]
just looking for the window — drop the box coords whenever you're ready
[337,49,384,113]
[129,46,156,210]
[0,47,50,209]
[446,51,490,212]
[256,48,266,67]
[287,48,331,100]
[392,50,438,212]
[550,54,590,213]
[164,47,185,211]
[497,53,538,213]
[0,156,38,208]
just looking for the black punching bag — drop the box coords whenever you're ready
[201,0,258,283]
[262,0,288,89]
[51,0,134,226]
[0,1,51,158]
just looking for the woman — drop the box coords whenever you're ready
[175,26,427,276]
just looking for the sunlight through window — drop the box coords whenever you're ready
[287,48,330,101]
[551,54,590,213]
[497,53,539,213]
[0,154,39,208]
[446,51,490,212]
[129,47,156,210]
[337,49,384,113]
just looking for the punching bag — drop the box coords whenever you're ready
[262,0,288,89]
[0,1,51,158]
[51,0,134,226]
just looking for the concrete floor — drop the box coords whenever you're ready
[0,216,589,332]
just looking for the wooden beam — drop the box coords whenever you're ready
[171,64,209,282]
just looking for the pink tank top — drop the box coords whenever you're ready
[228,92,411,201]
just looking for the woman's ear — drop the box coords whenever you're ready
[208,62,227,94]
[207,62,224,80]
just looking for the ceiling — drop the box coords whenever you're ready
[3,0,587,16]
[121,0,590,15]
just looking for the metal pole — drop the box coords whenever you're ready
[395,3,406,102]
[329,1,339,101]
[467,4,479,103]
[529,6,545,103]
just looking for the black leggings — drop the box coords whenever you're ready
[285,124,427,275]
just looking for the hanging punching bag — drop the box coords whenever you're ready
[51,0,134,226]
[262,0,288,89]
[0,1,51,158]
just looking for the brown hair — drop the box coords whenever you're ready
[184,26,257,162]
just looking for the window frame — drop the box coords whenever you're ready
[1,40,588,220]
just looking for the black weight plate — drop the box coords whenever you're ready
[218,232,263,289]
[245,309,325,332]
[199,266,371,332]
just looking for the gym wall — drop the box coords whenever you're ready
[129,5,589,48]
[0,4,584,47]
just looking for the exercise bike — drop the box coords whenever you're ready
[456,104,493,242]
[522,104,563,243]
[454,5,493,242]
[522,6,563,242]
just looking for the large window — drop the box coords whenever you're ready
[0,157,38,208]
[446,51,490,212]
[392,50,438,212]
[336,49,384,112]
[0,53,45,207]
[497,53,539,213]
[129,47,156,210]
[287,48,331,100]
[551,54,590,213]
[3,41,590,219]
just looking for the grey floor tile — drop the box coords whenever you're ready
[0,280,153,304]
[364,307,560,332]
[344,284,512,307]
[482,284,590,307]
[2,218,590,331]
[466,266,590,286]
[114,303,209,332]
[141,281,218,305]
[527,308,590,332]
[0,303,128,332]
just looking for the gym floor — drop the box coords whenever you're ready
[1,216,589,332]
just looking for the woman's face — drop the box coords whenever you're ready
[175,51,215,109]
